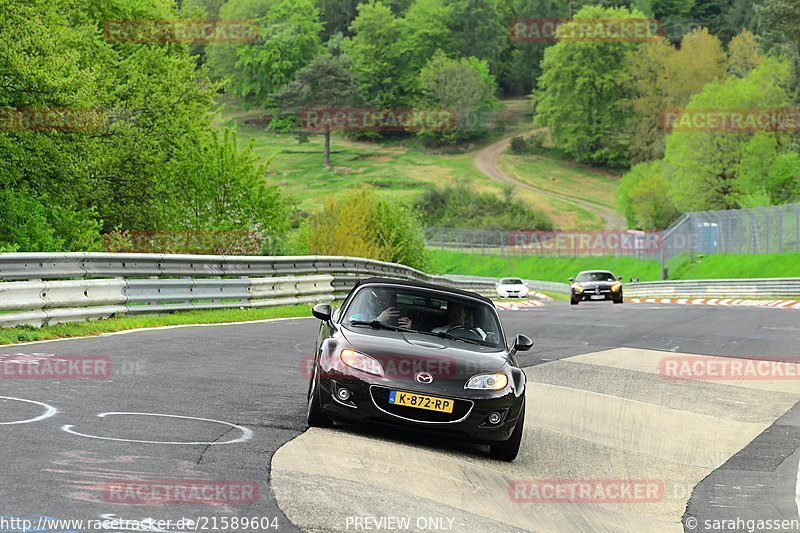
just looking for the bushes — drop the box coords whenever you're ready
[416,179,553,231]
[305,189,429,270]
[617,161,681,230]
[509,136,529,154]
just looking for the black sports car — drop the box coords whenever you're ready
[569,270,624,305]
[307,277,533,461]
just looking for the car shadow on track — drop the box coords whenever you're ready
[325,421,491,459]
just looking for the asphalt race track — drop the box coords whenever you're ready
[1,303,799,532]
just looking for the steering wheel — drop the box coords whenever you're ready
[445,324,484,341]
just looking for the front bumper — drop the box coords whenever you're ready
[318,376,524,444]
[497,290,529,298]
[573,290,622,301]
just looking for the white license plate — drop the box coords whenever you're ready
[590,295,605,300]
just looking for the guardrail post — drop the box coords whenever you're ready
[796,206,799,251]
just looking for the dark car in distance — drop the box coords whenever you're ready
[569,270,624,305]
[307,277,533,461]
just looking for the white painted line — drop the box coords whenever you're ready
[0,396,58,425]
[61,412,253,445]
[796,455,800,521]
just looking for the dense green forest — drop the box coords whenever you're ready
[1,0,799,264]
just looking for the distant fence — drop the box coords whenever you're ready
[658,204,800,264]
[424,228,662,259]
[425,203,800,279]
[0,253,564,329]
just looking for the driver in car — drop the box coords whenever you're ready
[432,302,486,339]
[349,289,412,328]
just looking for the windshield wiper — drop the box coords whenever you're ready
[433,331,482,345]
[349,320,406,332]
[350,321,486,346]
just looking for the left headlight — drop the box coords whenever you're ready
[465,373,509,390]
[611,282,621,292]
[340,349,384,376]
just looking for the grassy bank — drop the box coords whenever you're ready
[430,250,800,283]
[431,250,660,282]
[668,253,800,280]
[499,153,619,230]
[0,305,310,346]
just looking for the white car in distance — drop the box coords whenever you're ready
[496,278,529,298]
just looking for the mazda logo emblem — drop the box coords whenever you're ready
[415,372,434,384]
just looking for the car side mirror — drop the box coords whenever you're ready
[513,334,534,352]
[312,303,331,322]
[568,277,574,282]
[618,276,624,281]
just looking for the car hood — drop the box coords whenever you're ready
[340,325,508,379]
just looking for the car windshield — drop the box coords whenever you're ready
[500,278,524,285]
[343,285,503,348]
[576,272,617,282]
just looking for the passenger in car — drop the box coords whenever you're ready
[431,302,468,333]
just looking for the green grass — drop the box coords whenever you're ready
[0,305,310,346]
[498,153,620,230]
[430,250,800,283]
[536,290,571,301]
[430,250,660,282]
[669,253,800,280]
[500,154,620,210]
[235,123,503,210]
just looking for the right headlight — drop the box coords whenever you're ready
[465,373,509,390]
[572,283,584,293]
[340,349,384,376]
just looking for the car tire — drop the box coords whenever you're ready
[570,296,579,305]
[489,403,525,462]
[613,296,623,304]
[307,367,333,428]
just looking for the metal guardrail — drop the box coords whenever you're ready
[444,275,570,294]
[0,253,545,328]
[625,279,800,299]
[3,253,793,328]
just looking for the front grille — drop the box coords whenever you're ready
[370,386,473,423]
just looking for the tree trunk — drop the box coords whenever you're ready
[323,126,331,168]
